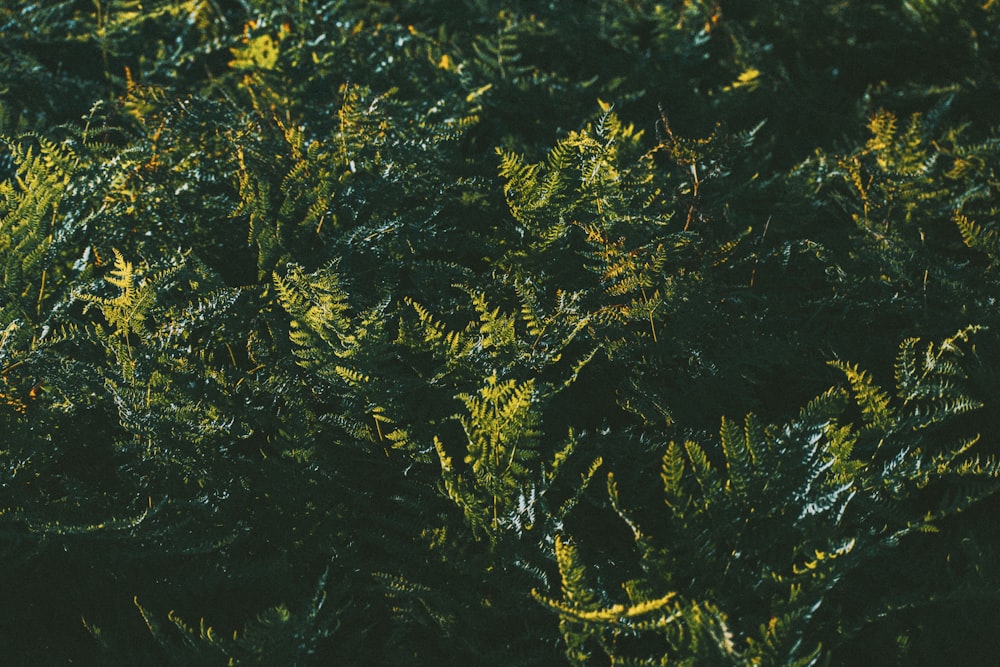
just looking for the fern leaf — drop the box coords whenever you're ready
[684,439,721,500]
[662,440,688,513]
[829,361,895,431]
[721,416,754,502]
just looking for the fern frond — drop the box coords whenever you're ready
[684,439,722,499]
[954,211,1000,259]
[75,249,173,343]
[829,361,895,431]
[661,440,688,514]
[721,416,754,502]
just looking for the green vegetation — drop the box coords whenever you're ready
[2,1,1000,663]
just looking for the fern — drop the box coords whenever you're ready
[126,565,344,664]
[536,330,1000,665]
[75,249,157,341]
[437,374,540,540]
[954,211,1000,260]
[828,361,896,433]
[0,135,75,321]
[535,536,740,666]
[5,2,1000,664]
[401,282,596,390]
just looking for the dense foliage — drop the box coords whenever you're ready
[3,1,1000,664]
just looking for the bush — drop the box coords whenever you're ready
[2,1,1000,664]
